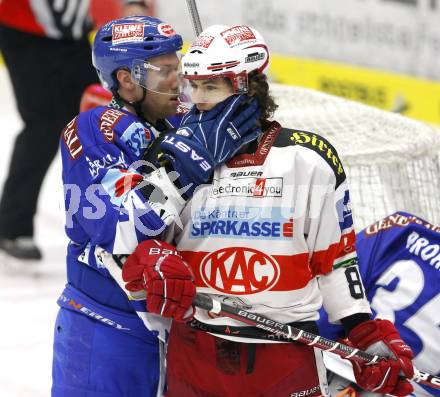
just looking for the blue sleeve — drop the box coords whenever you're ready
[61,107,167,255]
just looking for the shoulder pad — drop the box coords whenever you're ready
[61,106,129,160]
[91,106,132,143]
[363,211,440,237]
[61,115,83,160]
[274,128,346,187]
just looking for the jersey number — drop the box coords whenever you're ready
[345,267,365,299]
[371,259,440,375]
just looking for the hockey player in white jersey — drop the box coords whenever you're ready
[121,25,415,396]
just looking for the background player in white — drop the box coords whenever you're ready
[122,24,415,397]
[319,211,440,397]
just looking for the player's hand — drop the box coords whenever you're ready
[178,95,261,166]
[158,132,215,197]
[122,240,196,322]
[79,84,112,112]
[348,319,414,396]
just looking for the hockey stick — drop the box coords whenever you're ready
[185,0,203,36]
[193,293,440,390]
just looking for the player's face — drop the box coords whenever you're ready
[187,78,234,111]
[142,52,180,123]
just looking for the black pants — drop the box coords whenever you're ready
[0,26,98,239]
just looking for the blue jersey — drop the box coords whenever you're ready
[60,105,180,313]
[318,211,440,396]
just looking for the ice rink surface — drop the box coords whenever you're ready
[0,65,68,396]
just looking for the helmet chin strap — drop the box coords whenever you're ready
[114,87,148,121]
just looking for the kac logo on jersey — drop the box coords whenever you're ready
[200,247,280,294]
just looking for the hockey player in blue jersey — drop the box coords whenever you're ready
[52,15,261,397]
[319,211,440,397]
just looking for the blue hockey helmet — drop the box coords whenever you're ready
[92,16,183,92]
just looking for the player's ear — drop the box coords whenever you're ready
[116,69,136,91]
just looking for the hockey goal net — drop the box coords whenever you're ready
[271,84,440,231]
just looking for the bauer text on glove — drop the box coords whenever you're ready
[122,239,196,322]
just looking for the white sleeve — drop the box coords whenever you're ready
[313,179,371,323]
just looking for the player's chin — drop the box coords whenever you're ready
[196,103,215,112]
[168,96,179,112]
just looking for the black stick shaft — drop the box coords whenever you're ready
[193,293,440,390]
[185,0,203,36]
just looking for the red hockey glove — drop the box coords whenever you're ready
[348,319,414,396]
[122,240,196,322]
[79,84,112,112]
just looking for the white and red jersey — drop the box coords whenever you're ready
[170,121,371,341]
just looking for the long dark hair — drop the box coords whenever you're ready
[248,70,278,120]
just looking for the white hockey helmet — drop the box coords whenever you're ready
[180,24,269,103]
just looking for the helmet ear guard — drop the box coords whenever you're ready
[230,71,248,94]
